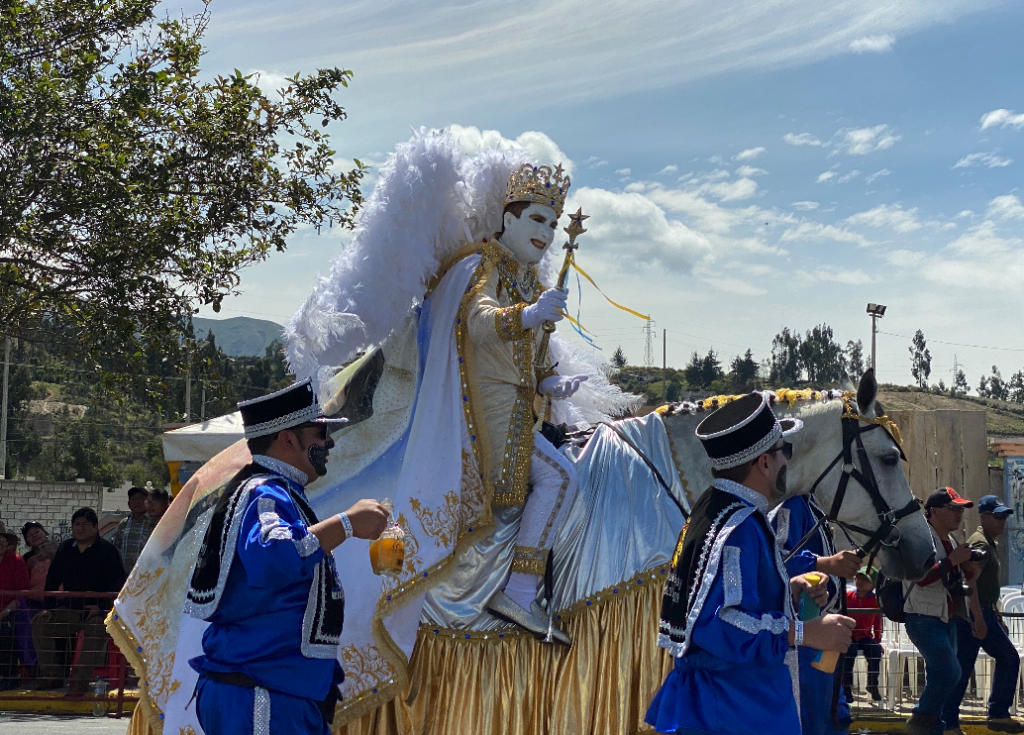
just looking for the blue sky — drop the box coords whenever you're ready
[191,0,1024,389]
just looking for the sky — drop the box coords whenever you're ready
[188,0,1024,389]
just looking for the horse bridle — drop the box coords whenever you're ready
[784,397,918,563]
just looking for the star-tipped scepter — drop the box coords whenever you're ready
[535,207,588,369]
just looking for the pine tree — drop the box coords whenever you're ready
[908,330,932,389]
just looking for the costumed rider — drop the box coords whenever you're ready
[458,163,586,645]
[184,380,389,735]
[646,392,856,735]
[771,484,862,734]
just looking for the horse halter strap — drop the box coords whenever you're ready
[785,397,915,563]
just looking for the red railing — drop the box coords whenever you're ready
[0,590,135,718]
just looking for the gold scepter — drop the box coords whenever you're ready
[535,207,588,371]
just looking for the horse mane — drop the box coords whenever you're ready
[656,388,849,417]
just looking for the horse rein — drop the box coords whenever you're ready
[783,398,918,564]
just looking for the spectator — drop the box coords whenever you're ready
[942,495,1024,734]
[903,488,981,735]
[20,522,56,597]
[844,566,882,703]
[111,487,155,573]
[145,488,170,522]
[31,507,126,695]
[0,522,31,690]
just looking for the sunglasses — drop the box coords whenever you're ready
[764,442,793,460]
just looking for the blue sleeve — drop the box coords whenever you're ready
[236,482,326,589]
[690,521,791,666]
[784,549,818,577]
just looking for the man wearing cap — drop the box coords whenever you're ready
[942,495,1023,734]
[843,566,883,703]
[110,487,155,573]
[903,488,983,735]
[184,379,389,735]
[772,491,862,735]
[646,392,855,735]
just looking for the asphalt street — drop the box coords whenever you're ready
[0,713,131,734]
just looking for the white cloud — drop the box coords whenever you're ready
[791,201,819,211]
[697,275,768,297]
[816,171,837,183]
[447,125,575,174]
[250,69,290,98]
[886,249,926,268]
[796,268,876,285]
[568,187,711,273]
[832,125,901,155]
[980,109,1024,131]
[657,165,678,175]
[784,133,824,147]
[952,151,1013,169]
[886,222,1024,292]
[955,210,974,219]
[736,165,768,177]
[987,195,1024,221]
[837,170,861,183]
[865,169,891,184]
[698,177,759,202]
[588,158,609,169]
[780,222,871,247]
[615,168,632,176]
[845,203,924,233]
[849,34,896,53]
[733,146,766,161]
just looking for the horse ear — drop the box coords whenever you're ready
[840,371,855,393]
[857,368,878,415]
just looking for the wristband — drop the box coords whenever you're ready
[337,512,354,540]
[794,620,804,647]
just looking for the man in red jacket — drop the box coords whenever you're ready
[844,566,883,703]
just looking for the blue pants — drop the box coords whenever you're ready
[195,676,328,735]
[797,645,850,735]
[904,613,961,732]
[943,607,1021,727]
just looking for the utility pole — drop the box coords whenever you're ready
[662,329,667,402]
[184,348,192,423]
[643,319,655,370]
[200,381,206,422]
[0,336,10,479]
[866,303,887,374]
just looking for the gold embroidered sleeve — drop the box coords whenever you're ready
[494,303,528,343]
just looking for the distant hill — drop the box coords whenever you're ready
[193,316,285,357]
[878,387,1024,438]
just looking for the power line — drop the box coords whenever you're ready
[878,331,1024,354]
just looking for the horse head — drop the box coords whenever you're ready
[782,370,936,581]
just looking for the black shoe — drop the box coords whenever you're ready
[867,685,881,702]
[906,713,939,735]
[987,718,1024,733]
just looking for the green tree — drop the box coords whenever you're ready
[909,330,932,389]
[799,324,844,385]
[953,368,969,396]
[611,346,627,368]
[683,349,722,390]
[728,349,759,391]
[0,0,365,390]
[769,328,802,385]
[978,365,1008,401]
[844,340,865,382]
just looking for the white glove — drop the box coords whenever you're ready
[522,288,568,330]
[539,374,589,399]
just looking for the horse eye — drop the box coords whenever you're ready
[880,452,900,467]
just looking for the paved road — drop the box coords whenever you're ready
[0,714,131,734]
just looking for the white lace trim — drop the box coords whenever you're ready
[715,478,769,513]
[293,533,321,558]
[720,607,790,636]
[253,686,271,735]
[723,545,743,607]
[244,405,322,439]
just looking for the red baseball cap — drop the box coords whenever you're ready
[924,487,974,510]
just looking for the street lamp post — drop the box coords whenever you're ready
[866,303,887,374]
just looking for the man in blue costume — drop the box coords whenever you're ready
[772,494,863,735]
[184,379,389,735]
[647,392,855,735]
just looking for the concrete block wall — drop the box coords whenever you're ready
[0,480,103,548]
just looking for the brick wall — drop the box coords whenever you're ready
[0,479,103,547]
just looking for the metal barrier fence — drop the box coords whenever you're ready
[845,607,1024,719]
[0,590,134,718]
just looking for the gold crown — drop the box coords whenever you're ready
[505,163,570,218]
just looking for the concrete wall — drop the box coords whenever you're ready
[0,479,103,548]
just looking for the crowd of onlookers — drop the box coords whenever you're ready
[0,485,170,695]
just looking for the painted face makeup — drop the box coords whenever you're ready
[500,203,558,265]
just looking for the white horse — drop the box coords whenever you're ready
[659,369,935,581]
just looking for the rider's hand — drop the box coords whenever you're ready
[344,500,389,540]
[791,574,829,609]
[522,289,568,330]
[816,550,862,579]
[947,545,973,567]
[802,614,855,653]
[973,615,989,641]
[539,374,588,400]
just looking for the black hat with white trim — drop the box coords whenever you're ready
[238,378,348,439]
[695,392,803,470]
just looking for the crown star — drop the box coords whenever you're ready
[505,163,571,218]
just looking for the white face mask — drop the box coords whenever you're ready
[499,203,559,265]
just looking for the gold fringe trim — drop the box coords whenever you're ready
[106,608,164,735]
